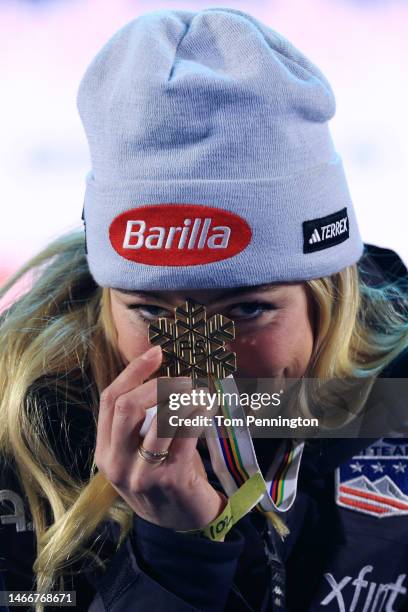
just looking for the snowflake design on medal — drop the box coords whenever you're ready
[148,297,237,385]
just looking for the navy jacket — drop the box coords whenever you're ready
[1,243,408,612]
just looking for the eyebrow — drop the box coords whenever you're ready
[115,284,282,302]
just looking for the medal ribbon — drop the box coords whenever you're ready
[204,375,304,531]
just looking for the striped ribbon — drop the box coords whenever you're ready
[204,375,304,521]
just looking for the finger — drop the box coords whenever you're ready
[110,377,192,454]
[108,345,163,400]
[139,378,195,454]
[138,397,206,471]
[96,346,162,458]
[168,390,212,461]
[169,409,208,459]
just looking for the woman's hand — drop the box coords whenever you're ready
[95,345,226,531]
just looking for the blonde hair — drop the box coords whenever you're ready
[0,231,407,610]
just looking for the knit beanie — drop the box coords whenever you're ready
[77,7,364,290]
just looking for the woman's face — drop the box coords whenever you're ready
[109,282,316,380]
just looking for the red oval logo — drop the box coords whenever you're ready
[109,204,252,266]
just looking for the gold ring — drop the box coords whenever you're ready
[137,445,169,464]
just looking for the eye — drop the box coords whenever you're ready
[226,302,276,322]
[127,301,276,324]
[127,304,169,323]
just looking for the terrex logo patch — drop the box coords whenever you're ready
[109,204,252,266]
[303,207,349,254]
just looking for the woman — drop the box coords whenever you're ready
[1,7,407,612]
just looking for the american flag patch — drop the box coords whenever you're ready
[335,439,408,518]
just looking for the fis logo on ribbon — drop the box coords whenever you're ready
[109,204,252,266]
[303,207,349,254]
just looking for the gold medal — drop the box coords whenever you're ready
[148,297,237,385]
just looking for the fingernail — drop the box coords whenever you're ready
[141,345,162,361]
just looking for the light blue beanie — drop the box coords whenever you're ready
[77,7,364,290]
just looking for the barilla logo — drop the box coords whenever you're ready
[109,204,252,266]
[303,207,349,254]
